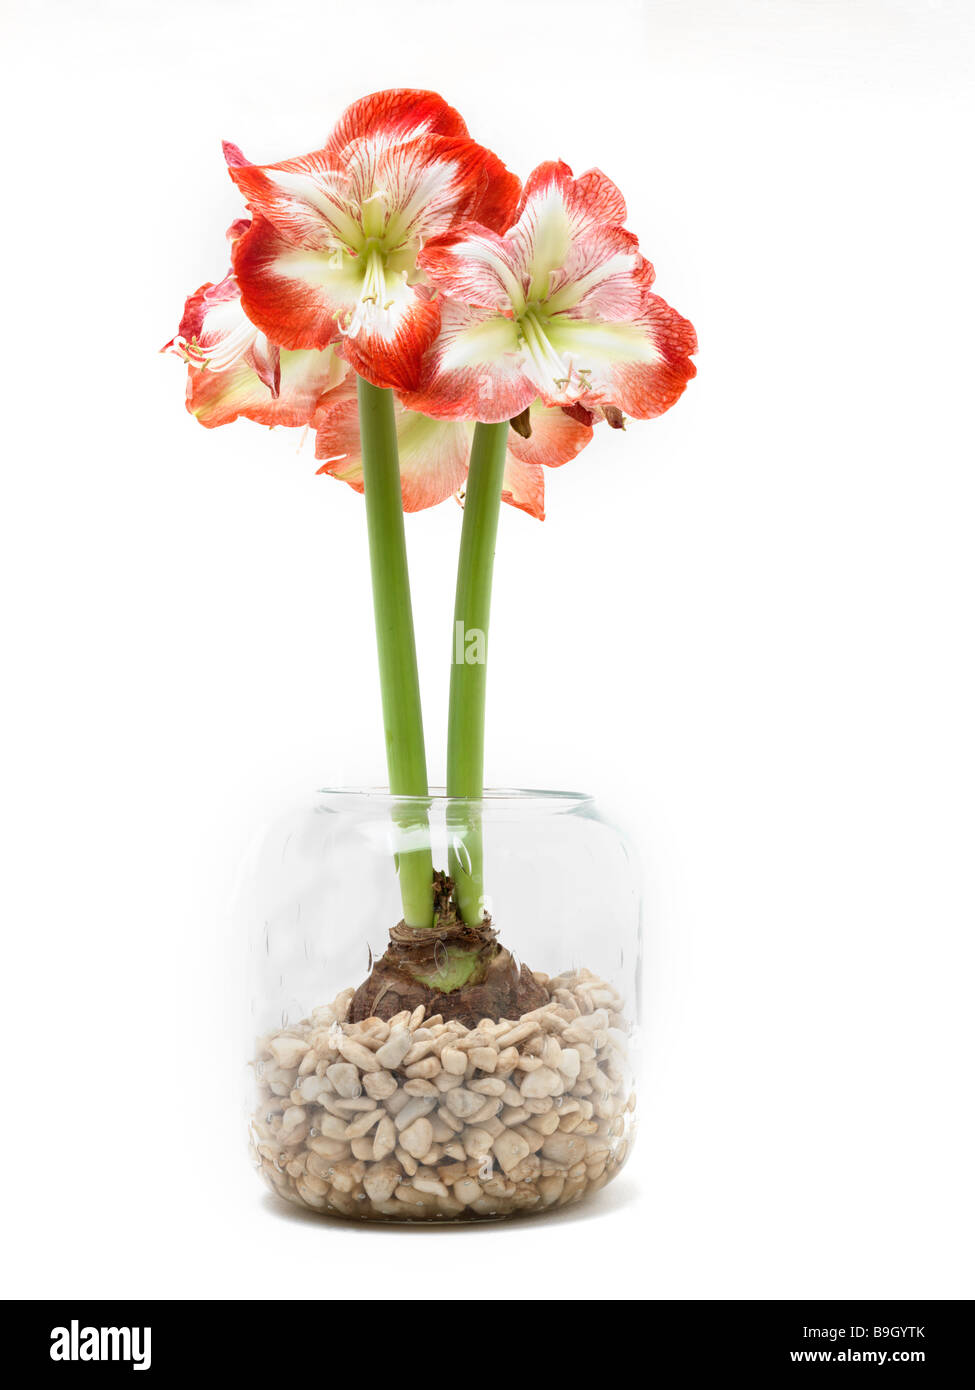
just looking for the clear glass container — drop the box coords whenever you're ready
[244,789,641,1221]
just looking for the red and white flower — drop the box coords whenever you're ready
[164,272,346,429]
[225,90,520,392]
[313,387,592,520]
[403,161,697,423]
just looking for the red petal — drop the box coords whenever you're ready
[402,301,535,424]
[323,89,471,160]
[363,134,519,244]
[506,402,593,468]
[174,272,237,345]
[315,390,469,511]
[185,346,346,429]
[541,294,697,419]
[418,223,522,312]
[501,455,545,520]
[614,292,698,418]
[232,216,353,350]
[338,293,441,393]
[543,222,644,323]
[226,147,357,251]
[516,161,628,230]
[166,269,348,427]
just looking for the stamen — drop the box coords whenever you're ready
[519,309,570,392]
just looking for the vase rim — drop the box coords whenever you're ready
[314,785,595,809]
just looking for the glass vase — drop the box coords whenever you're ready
[244,789,641,1221]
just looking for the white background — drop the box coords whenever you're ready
[2,0,973,1300]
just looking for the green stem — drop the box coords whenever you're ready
[357,375,433,928]
[447,420,509,924]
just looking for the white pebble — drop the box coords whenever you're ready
[441,1047,467,1075]
[541,1132,587,1165]
[338,1037,382,1072]
[326,1062,361,1098]
[372,1115,396,1161]
[453,1177,483,1206]
[520,1066,562,1099]
[375,1025,412,1070]
[558,1048,581,1084]
[469,1046,498,1072]
[394,1096,436,1130]
[492,1130,531,1175]
[269,1037,309,1069]
[399,1117,434,1160]
[363,1162,400,1203]
[445,1088,483,1119]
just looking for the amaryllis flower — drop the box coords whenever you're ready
[164,272,345,428]
[403,161,697,423]
[224,90,521,393]
[313,386,592,520]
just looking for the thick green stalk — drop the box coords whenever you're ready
[447,420,509,924]
[357,375,433,927]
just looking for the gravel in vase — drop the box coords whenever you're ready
[250,968,636,1220]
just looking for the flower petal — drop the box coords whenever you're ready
[338,287,442,393]
[402,300,534,423]
[323,89,471,160]
[417,223,523,312]
[170,271,255,367]
[506,401,594,468]
[508,162,630,302]
[374,135,520,245]
[186,344,346,428]
[321,92,519,232]
[315,389,470,511]
[229,123,519,385]
[543,225,645,322]
[544,294,697,418]
[231,215,362,350]
[225,144,360,251]
[500,454,545,520]
[165,272,347,427]
[515,160,628,231]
